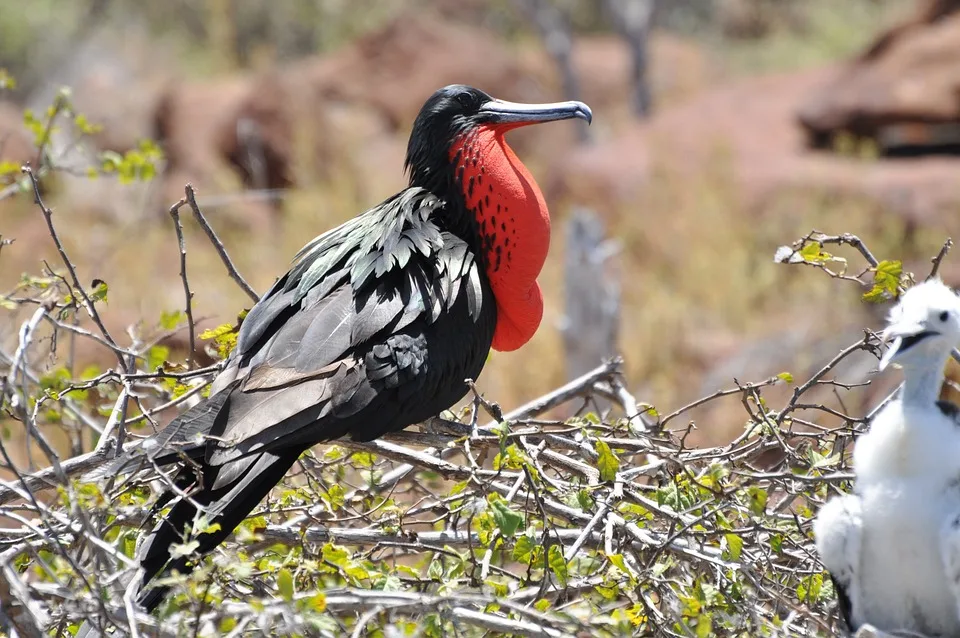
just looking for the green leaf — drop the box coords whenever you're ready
[607,553,629,574]
[595,440,619,482]
[797,573,824,602]
[147,345,170,371]
[769,534,783,554]
[350,451,377,468]
[323,484,345,510]
[863,260,902,303]
[200,324,233,340]
[625,603,645,627]
[160,310,184,330]
[594,581,619,600]
[90,279,108,303]
[74,113,102,136]
[322,543,349,567]
[723,533,743,561]
[575,489,595,511]
[199,322,238,358]
[547,544,568,586]
[490,498,523,538]
[695,613,713,638]
[875,260,902,290]
[811,452,840,469]
[192,516,221,536]
[639,404,659,419]
[485,579,508,597]
[776,371,793,384]
[799,241,830,264]
[512,534,535,564]
[304,592,326,612]
[747,486,768,515]
[427,559,443,581]
[534,599,551,613]
[277,568,294,601]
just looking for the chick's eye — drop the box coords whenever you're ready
[940,311,950,322]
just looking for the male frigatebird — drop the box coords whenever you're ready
[101,85,592,610]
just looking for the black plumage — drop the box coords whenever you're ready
[90,85,591,612]
[123,188,494,608]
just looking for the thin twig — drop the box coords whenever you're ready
[168,196,197,366]
[183,184,259,303]
[928,238,953,280]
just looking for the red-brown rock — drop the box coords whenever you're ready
[556,66,960,228]
[797,0,960,151]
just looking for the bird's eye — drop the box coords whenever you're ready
[456,93,475,110]
[940,311,950,322]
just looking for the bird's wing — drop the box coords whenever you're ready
[97,187,485,477]
[814,494,862,633]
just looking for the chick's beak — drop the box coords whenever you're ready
[878,320,935,371]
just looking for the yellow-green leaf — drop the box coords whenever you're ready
[723,533,743,561]
[799,241,829,263]
[696,613,713,638]
[490,499,523,537]
[863,260,902,303]
[625,602,645,627]
[607,553,628,574]
[747,486,768,515]
[547,544,568,586]
[160,310,184,330]
[277,568,294,601]
[595,440,619,482]
[305,592,326,612]
[513,534,535,564]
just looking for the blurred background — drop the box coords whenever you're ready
[1,0,958,448]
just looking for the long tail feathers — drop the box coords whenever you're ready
[136,447,303,610]
[83,388,234,482]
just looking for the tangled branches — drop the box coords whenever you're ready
[0,178,950,637]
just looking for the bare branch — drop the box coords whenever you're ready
[183,184,259,303]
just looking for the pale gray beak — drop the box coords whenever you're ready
[480,98,593,126]
[878,320,936,371]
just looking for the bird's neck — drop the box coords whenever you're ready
[900,354,948,406]
[450,126,551,352]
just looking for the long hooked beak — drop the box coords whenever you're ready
[877,320,937,371]
[479,98,593,127]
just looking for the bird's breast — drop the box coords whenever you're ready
[452,127,551,351]
[855,402,960,484]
